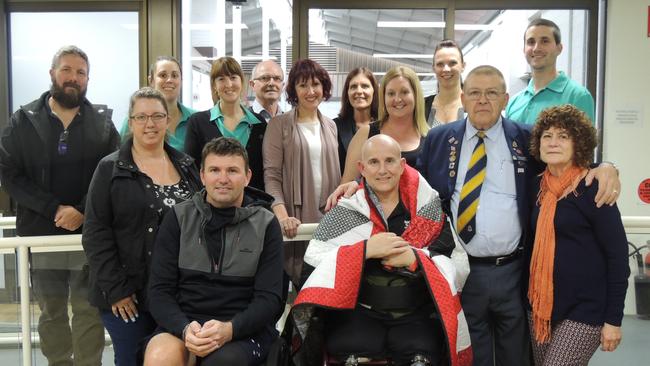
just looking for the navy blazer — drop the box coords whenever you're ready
[417,117,542,247]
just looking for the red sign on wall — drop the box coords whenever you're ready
[639,179,650,204]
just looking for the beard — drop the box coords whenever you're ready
[50,78,87,108]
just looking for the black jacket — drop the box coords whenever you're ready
[424,94,435,121]
[82,138,202,310]
[148,187,284,340]
[184,109,266,191]
[333,115,358,173]
[0,91,119,237]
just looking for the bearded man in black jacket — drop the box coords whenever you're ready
[0,45,119,365]
[144,137,284,366]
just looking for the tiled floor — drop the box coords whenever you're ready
[0,346,115,365]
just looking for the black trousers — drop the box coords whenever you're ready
[324,305,445,366]
[196,325,277,366]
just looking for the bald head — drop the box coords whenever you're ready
[359,135,405,198]
[252,60,282,79]
[250,60,284,113]
[361,135,401,161]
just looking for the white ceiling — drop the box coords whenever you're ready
[189,1,500,72]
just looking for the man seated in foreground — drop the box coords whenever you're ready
[287,135,472,366]
[143,137,284,366]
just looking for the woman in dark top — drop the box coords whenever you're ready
[341,66,429,183]
[527,105,629,365]
[184,56,266,190]
[424,40,466,127]
[83,87,202,366]
[333,67,378,172]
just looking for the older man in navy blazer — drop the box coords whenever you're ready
[418,65,536,366]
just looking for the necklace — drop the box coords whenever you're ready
[131,147,171,185]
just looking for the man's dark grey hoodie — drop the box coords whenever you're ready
[148,186,284,339]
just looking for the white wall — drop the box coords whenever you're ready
[604,0,650,315]
[604,0,650,215]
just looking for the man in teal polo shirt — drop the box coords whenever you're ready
[506,18,595,125]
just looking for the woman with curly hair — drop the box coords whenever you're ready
[527,104,630,365]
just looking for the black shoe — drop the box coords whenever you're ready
[410,354,430,366]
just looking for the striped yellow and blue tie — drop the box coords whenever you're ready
[457,131,487,243]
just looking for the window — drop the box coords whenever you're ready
[181,0,292,111]
[10,12,139,129]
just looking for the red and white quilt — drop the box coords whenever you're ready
[292,165,472,366]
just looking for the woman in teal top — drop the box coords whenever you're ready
[184,56,266,190]
[120,56,196,151]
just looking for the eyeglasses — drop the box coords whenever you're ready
[254,75,283,83]
[58,130,69,155]
[465,89,504,101]
[130,113,168,124]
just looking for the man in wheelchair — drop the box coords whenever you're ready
[286,135,472,366]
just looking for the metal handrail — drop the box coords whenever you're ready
[0,216,17,230]
[620,216,650,229]
[0,216,648,365]
[2,215,647,238]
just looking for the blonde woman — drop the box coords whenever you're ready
[341,66,429,183]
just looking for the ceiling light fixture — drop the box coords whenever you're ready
[372,54,432,59]
[187,23,248,30]
[377,21,495,31]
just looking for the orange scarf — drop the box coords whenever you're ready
[528,165,586,343]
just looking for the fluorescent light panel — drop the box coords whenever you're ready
[377,21,445,28]
[373,54,432,59]
[377,21,495,31]
[373,72,436,77]
[186,23,249,30]
[191,55,276,61]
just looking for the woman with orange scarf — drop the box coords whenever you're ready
[527,104,629,365]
